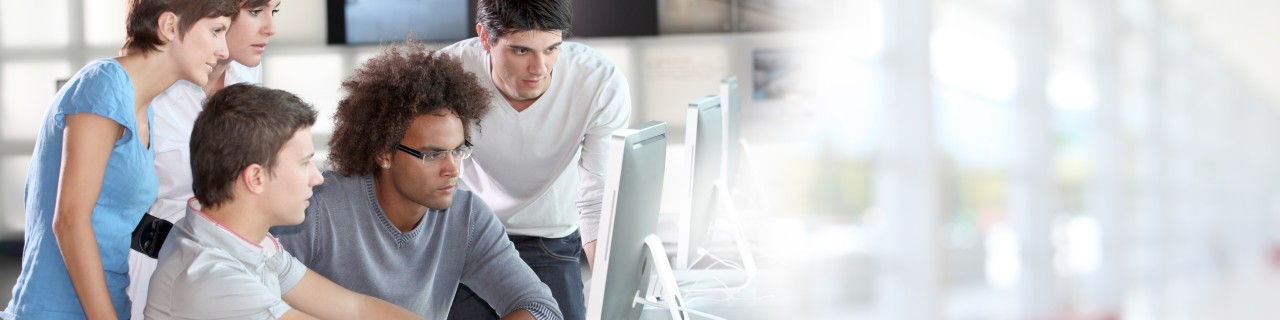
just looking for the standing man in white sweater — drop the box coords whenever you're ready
[438,0,631,319]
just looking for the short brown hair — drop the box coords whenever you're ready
[191,83,317,209]
[477,0,573,41]
[328,41,490,176]
[122,0,240,56]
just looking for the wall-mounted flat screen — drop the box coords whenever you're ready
[327,0,473,45]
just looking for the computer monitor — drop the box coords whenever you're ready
[675,96,723,270]
[720,76,741,189]
[586,121,687,320]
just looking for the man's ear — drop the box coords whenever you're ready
[157,11,180,44]
[376,151,393,170]
[242,163,266,194]
[477,23,492,52]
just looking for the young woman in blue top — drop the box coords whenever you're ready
[2,0,238,319]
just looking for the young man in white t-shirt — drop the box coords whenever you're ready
[438,0,632,319]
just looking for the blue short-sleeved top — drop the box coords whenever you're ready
[3,58,158,320]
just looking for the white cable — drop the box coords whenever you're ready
[687,248,746,275]
[688,248,711,267]
[690,291,775,302]
[675,277,734,292]
[698,250,745,271]
[674,250,750,294]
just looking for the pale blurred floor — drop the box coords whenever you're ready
[959,256,1280,320]
[790,250,1280,320]
[1119,256,1280,320]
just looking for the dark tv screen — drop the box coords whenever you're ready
[571,0,658,37]
[328,0,659,43]
[327,0,475,44]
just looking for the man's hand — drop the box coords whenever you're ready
[584,240,597,270]
[501,309,537,320]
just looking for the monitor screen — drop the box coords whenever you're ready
[720,76,740,189]
[326,0,473,45]
[675,95,724,269]
[585,121,668,320]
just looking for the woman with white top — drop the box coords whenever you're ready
[126,1,281,319]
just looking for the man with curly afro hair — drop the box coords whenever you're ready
[271,42,563,320]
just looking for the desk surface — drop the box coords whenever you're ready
[584,257,792,319]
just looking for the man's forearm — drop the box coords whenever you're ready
[358,295,420,319]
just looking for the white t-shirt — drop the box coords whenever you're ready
[145,200,306,320]
[439,39,632,244]
[129,61,261,320]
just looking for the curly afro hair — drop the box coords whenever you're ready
[327,41,491,176]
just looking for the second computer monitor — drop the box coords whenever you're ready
[721,76,740,188]
[676,96,724,269]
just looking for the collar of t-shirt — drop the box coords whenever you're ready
[183,198,282,265]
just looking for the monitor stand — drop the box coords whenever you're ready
[639,234,691,319]
[673,181,758,292]
[673,138,765,291]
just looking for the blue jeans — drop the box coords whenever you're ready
[448,231,585,320]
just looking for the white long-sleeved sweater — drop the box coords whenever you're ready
[439,38,632,244]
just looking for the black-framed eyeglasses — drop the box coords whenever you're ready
[396,140,473,165]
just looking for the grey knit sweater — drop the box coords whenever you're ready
[272,171,562,319]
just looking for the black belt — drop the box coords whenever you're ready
[131,213,173,259]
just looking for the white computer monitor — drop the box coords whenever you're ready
[586,121,687,320]
[675,96,724,270]
[720,76,741,189]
